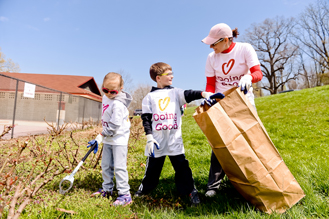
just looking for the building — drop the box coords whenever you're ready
[0,72,102,124]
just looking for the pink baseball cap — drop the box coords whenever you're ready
[202,23,232,45]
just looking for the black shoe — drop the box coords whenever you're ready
[189,189,200,207]
[134,190,144,197]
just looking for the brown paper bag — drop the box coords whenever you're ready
[193,87,305,214]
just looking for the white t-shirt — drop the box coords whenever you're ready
[205,42,260,94]
[142,87,186,157]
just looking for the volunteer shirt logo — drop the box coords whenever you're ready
[222,59,235,75]
[102,104,109,116]
[158,97,170,111]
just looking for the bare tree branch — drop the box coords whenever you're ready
[244,16,301,94]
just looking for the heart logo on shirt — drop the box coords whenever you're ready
[158,97,170,111]
[222,59,235,75]
[102,104,109,116]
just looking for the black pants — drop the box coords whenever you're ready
[138,154,195,196]
[207,151,226,191]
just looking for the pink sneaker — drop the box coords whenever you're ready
[113,194,132,206]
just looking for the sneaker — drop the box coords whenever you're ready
[113,194,132,206]
[189,189,200,207]
[205,190,217,197]
[134,190,144,197]
[91,188,112,199]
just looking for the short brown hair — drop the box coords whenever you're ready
[102,72,124,88]
[232,28,239,38]
[150,62,172,82]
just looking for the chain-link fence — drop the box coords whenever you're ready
[0,74,101,138]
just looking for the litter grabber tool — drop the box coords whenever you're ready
[59,142,97,194]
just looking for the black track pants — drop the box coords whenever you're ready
[138,154,195,196]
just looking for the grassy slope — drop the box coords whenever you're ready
[16,85,329,219]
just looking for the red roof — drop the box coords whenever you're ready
[0,72,102,102]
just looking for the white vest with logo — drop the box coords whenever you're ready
[142,87,186,157]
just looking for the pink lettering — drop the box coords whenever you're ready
[154,122,179,131]
[155,123,162,131]
[217,74,245,83]
[101,119,109,127]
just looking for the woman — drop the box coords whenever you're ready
[201,23,263,197]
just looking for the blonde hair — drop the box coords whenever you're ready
[102,72,124,88]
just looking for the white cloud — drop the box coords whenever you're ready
[0,16,9,22]
[44,17,50,22]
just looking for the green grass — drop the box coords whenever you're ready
[4,85,329,218]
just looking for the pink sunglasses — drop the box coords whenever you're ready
[102,87,119,95]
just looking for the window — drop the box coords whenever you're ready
[35,94,41,100]
[20,93,29,99]
[57,95,65,101]
[8,93,15,99]
[44,94,52,101]
[0,92,5,98]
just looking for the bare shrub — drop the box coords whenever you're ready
[44,119,68,137]
[0,127,103,218]
[0,137,68,219]
[0,126,13,140]
[129,117,144,149]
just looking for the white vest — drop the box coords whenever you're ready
[142,87,186,157]
[102,95,131,145]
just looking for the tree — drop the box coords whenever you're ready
[293,0,329,86]
[117,69,134,94]
[0,47,20,72]
[244,17,301,94]
[128,84,152,115]
[295,52,319,88]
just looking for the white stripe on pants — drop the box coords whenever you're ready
[102,143,130,195]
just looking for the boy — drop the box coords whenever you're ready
[88,72,133,206]
[134,62,213,206]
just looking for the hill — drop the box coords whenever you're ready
[1,86,328,218]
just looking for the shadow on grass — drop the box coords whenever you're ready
[45,170,103,194]
[129,175,258,217]
[44,170,259,217]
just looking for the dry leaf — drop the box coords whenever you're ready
[56,208,77,214]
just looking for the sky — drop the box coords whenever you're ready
[0,0,315,92]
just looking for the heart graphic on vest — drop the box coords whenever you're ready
[102,104,109,116]
[159,97,170,111]
[222,59,235,75]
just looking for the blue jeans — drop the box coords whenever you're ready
[102,143,130,195]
